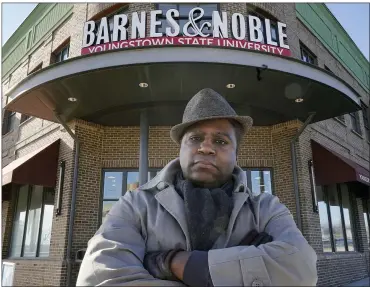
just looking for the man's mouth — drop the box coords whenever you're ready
[193,161,218,170]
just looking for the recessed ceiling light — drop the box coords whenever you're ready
[139,82,148,88]
[226,84,235,89]
[68,97,77,102]
[295,98,304,103]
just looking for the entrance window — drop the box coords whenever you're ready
[156,3,218,35]
[10,185,55,258]
[101,169,160,223]
[243,169,273,195]
[316,183,355,252]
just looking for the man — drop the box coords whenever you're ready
[77,88,317,286]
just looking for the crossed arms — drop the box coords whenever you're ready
[76,192,317,286]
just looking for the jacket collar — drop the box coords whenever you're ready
[140,158,251,249]
[140,157,250,195]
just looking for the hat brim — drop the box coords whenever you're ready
[170,115,253,144]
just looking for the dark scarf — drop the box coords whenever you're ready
[174,171,234,251]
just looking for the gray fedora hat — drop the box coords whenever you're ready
[170,88,253,144]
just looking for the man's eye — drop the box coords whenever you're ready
[215,139,227,145]
[189,136,201,142]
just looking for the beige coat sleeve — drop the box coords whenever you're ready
[208,195,318,286]
[76,192,185,286]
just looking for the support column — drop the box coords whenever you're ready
[139,109,149,185]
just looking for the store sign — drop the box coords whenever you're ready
[81,8,291,56]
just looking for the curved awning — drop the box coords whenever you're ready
[4,46,361,126]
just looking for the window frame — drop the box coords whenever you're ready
[55,45,69,63]
[320,184,356,253]
[350,111,362,135]
[93,6,129,43]
[361,102,369,141]
[335,114,346,124]
[155,3,220,36]
[242,167,275,196]
[8,185,54,259]
[2,110,17,135]
[324,65,333,73]
[99,168,161,226]
[248,10,279,45]
[300,42,317,65]
[20,114,32,125]
[28,62,42,75]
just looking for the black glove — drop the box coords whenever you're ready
[239,229,273,247]
[143,249,183,281]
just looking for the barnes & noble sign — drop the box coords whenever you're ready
[81,8,291,56]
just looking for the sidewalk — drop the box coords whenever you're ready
[342,277,370,287]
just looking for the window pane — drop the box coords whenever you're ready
[8,113,16,132]
[158,3,177,14]
[200,4,217,17]
[199,19,212,34]
[61,47,69,61]
[127,171,139,191]
[365,200,370,247]
[317,186,332,252]
[328,185,345,252]
[179,4,194,17]
[102,201,117,223]
[250,170,272,195]
[103,172,123,199]
[10,185,29,257]
[39,189,54,257]
[340,185,354,251]
[23,186,43,257]
[271,25,278,42]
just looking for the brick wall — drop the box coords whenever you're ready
[317,253,368,286]
[2,259,67,286]
[271,121,300,217]
[1,187,14,258]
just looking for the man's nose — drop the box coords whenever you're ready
[197,140,216,155]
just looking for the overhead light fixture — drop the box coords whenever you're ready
[68,97,77,102]
[226,84,235,89]
[285,83,302,100]
[139,82,148,88]
[295,98,304,103]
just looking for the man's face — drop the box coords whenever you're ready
[179,119,238,188]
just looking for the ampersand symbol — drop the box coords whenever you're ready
[183,7,212,37]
